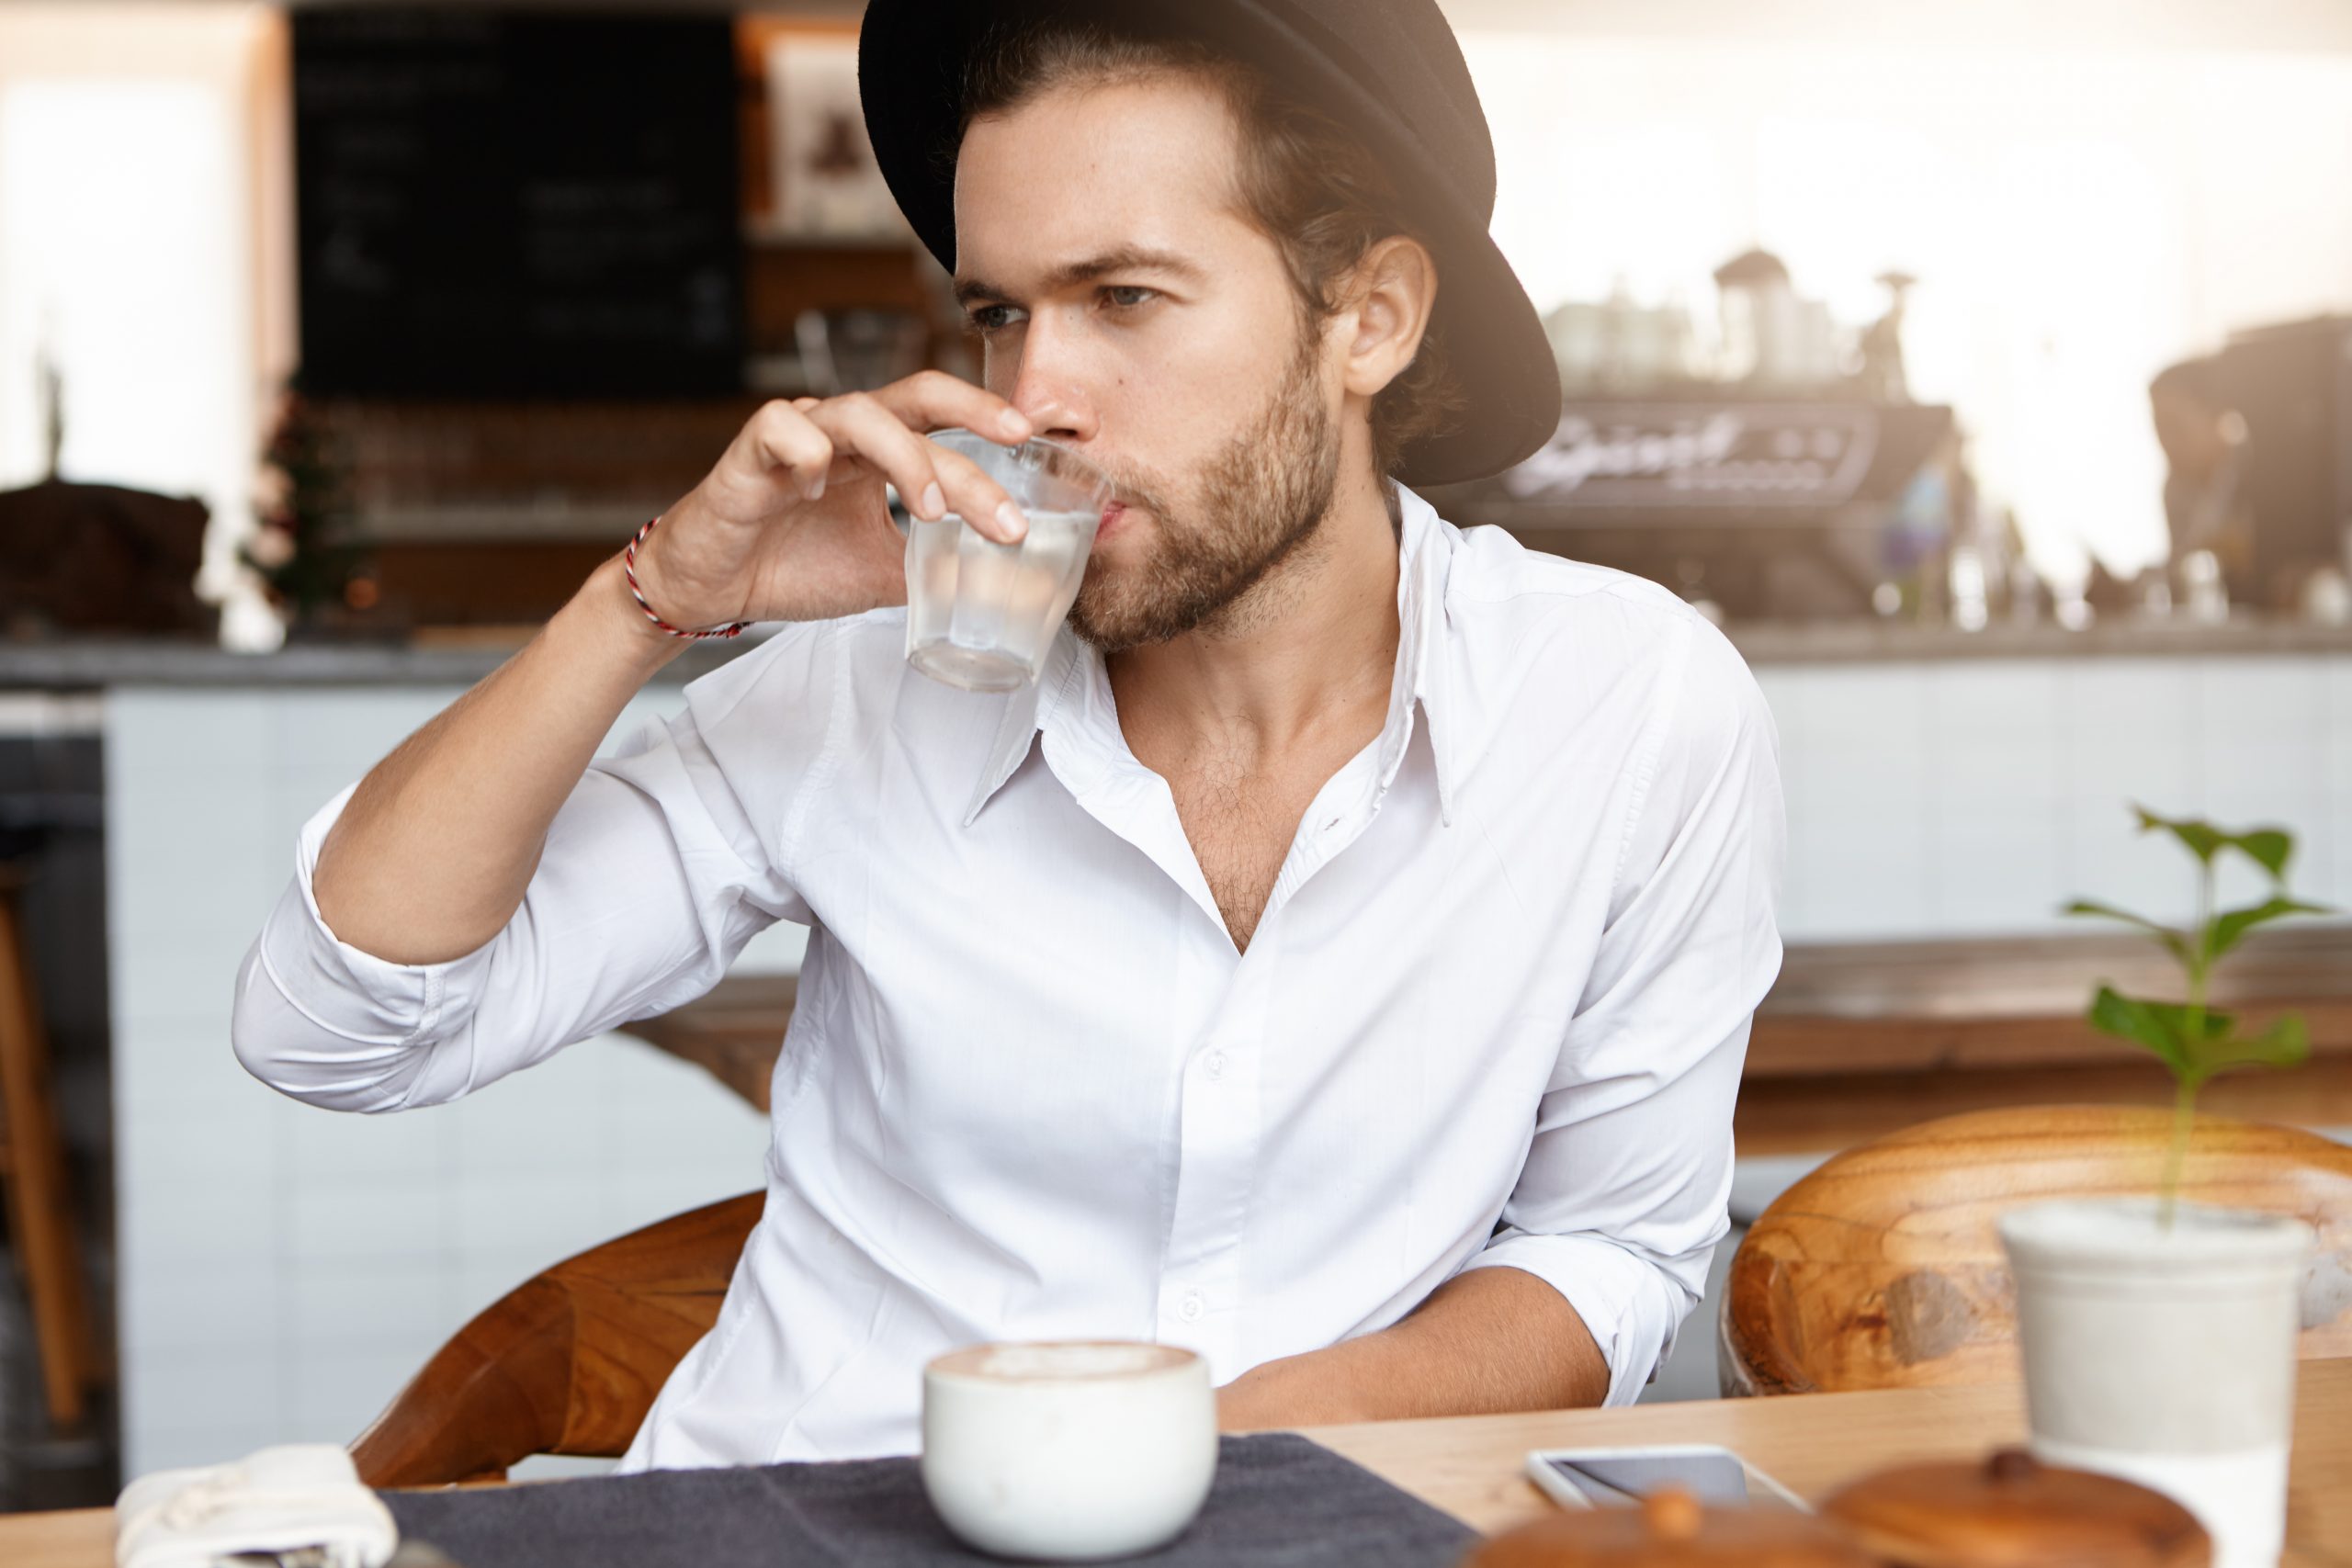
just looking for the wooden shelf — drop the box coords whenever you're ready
[742,219,917,251]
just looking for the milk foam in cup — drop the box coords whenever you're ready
[903,430,1115,693]
[921,1339,1217,1560]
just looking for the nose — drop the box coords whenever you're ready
[1004,321,1097,447]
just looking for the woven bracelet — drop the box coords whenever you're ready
[622,515,751,641]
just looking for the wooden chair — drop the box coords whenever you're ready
[0,863,105,1430]
[1719,1105,2352,1398]
[350,1191,763,1486]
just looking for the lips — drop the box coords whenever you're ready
[1097,501,1129,539]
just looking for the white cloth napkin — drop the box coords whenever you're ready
[115,1442,399,1568]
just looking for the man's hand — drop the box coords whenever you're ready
[1215,1267,1611,1432]
[630,373,1038,632]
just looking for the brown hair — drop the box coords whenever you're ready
[957,19,1466,479]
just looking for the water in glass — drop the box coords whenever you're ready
[905,508,1097,693]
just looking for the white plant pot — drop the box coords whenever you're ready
[2000,1197,2312,1568]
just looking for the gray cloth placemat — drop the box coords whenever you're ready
[379,1433,1477,1567]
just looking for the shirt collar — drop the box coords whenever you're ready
[962,485,1460,828]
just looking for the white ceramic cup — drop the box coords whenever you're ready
[921,1340,1218,1562]
[2001,1198,2313,1568]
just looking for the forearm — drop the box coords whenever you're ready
[1216,1266,1610,1431]
[311,555,690,965]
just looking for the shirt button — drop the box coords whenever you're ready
[1203,1050,1227,1080]
[1179,1292,1205,1323]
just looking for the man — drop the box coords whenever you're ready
[232,0,1783,1471]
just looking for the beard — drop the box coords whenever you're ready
[1064,324,1340,655]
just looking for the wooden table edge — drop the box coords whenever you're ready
[6,1362,2345,1567]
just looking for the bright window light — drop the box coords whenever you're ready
[0,78,252,599]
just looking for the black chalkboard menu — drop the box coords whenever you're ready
[293,9,743,399]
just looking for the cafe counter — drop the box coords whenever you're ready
[6,613,2352,688]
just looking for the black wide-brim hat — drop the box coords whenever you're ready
[857,0,1561,487]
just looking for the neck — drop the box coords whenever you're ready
[1106,453,1402,757]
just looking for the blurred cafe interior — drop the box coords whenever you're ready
[0,0,2349,1547]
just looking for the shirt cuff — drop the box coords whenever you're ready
[246,781,502,1054]
[1455,1229,1686,1406]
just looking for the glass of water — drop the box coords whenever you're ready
[902,429,1114,693]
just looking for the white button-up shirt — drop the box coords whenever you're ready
[232,490,1785,1469]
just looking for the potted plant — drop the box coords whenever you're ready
[241,381,386,639]
[1999,807,2331,1568]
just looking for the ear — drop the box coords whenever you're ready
[1337,236,1437,401]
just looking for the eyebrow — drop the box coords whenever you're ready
[953,245,1205,308]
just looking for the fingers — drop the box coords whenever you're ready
[869,369,1032,447]
[741,401,836,502]
[806,393,1028,544]
[924,445,1026,546]
[727,379,1033,544]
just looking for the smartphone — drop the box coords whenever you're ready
[1526,1445,1810,1512]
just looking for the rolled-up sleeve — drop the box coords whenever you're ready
[231,623,842,1113]
[1457,615,1786,1404]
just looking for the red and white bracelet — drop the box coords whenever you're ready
[622,515,751,641]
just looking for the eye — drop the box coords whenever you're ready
[967,303,1027,334]
[1102,285,1159,310]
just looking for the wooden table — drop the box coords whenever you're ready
[8,1359,2348,1566]
[1306,1359,2352,1562]
[616,927,2352,1154]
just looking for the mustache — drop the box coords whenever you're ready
[1082,457,1179,522]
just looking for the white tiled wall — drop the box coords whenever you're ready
[106,685,798,1477]
[101,652,2352,1472]
[1758,655,2352,941]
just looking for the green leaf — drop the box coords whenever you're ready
[2194,1013,2312,1077]
[2133,805,2224,863]
[2086,986,2218,1077]
[2130,806,2302,884]
[2226,829,2294,881]
[2063,899,2191,964]
[2203,896,2335,966]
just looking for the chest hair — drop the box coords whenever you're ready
[1162,745,1333,953]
